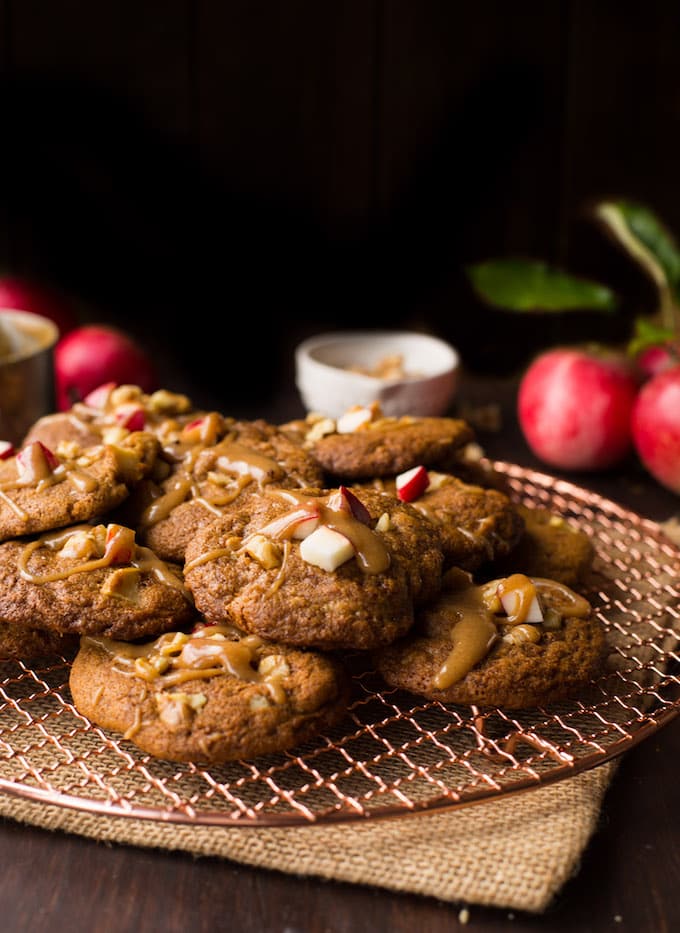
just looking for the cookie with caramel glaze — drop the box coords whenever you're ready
[488,504,595,587]
[361,472,524,572]
[69,622,351,763]
[374,570,607,709]
[23,383,200,450]
[0,432,160,542]
[135,418,326,563]
[0,622,78,661]
[0,522,195,640]
[183,486,444,651]
[284,410,475,481]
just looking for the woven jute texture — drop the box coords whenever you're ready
[0,760,616,914]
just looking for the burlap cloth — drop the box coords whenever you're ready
[0,759,617,914]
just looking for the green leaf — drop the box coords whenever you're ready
[627,316,676,357]
[592,199,680,327]
[465,258,619,312]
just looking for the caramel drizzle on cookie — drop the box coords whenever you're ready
[17,523,191,602]
[433,574,591,690]
[86,624,290,703]
[0,447,100,503]
[188,487,390,576]
[139,436,295,528]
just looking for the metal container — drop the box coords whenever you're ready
[0,309,59,445]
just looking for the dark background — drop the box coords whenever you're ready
[0,0,677,413]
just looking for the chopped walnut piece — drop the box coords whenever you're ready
[56,440,83,460]
[101,426,130,445]
[501,623,542,646]
[305,417,336,442]
[147,389,193,415]
[110,385,144,407]
[155,691,207,730]
[101,567,142,602]
[258,654,290,678]
[244,534,283,569]
[375,512,391,533]
[58,528,105,561]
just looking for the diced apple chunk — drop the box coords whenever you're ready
[0,440,15,460]
[83,381,117,409]
[299,525,354,571]
[290,513,320,539]
[498,586,543,624]
[326,485,371,524]
[395,465,430,502]
[115,403,146,431]
[16,441,58,483]
[104,524,136,564]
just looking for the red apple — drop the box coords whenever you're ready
[517,346,639,471]
[631,365,680,494]
[0,275,79,336]
[635,341,680,379]
[54,324,158,411]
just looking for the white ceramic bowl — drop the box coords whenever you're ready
[294,330,460,419]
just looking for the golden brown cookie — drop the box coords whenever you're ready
[0,432,160,541]
[374,570,607,709]
[0,622,79,661]
[23,383,200,450]
[135,417,327,563]
[0,522,195,640]
[282,407,474,481]
[490,504,595,586]
[184,485,444,651]
[68,623,351,763]
[362,471,525,572]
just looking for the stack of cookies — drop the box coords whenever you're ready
[0,384,607,764]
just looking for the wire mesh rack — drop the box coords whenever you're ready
[1,461,679,826]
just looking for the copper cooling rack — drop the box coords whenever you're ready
[1,461,679,826]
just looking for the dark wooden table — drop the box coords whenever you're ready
[1,371,679,933]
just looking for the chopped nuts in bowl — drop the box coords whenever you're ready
[294,330,460,419]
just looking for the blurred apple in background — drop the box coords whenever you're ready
[54,324,158,410]
[631,366,680,494]
[0,274,79,336]
[517,346,639,471]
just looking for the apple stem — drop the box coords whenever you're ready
[658,282,679,334]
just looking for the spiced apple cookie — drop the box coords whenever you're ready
[0,432,160,541]
[23,383,201,450]
[374,569,607,709]
[281,405,474,481]
[183,485,444,651]
[68,622,351,763]
[0,622,78,661]
[0,522,195,640]
[489,503,595,587]
[135,417,326,563]
[363,470,524,572]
